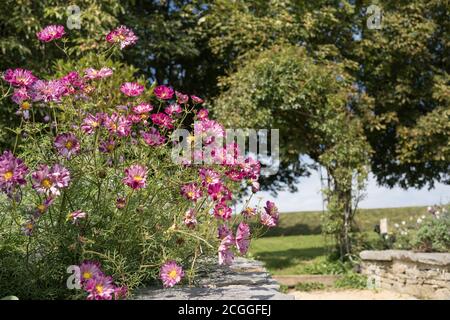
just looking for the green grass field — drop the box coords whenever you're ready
[263,206,427,237]
[250,206,428,275]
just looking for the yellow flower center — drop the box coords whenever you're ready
[37,204,46,213]
[65,141,73,150]
[21,102,31,110]
[133,175,143,182]
[95,284,103,294]
[41,178,53,189]
[83,272,92,280]
[3,171,13,181]
[187,191,194,198]
[25,223,33,230]
[206,176,213,184]
[168,269,178,279]
[106,144,114,151]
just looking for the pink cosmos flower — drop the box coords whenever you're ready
[265,201,279,218]
[207,182,232,203]
[175,91,189,104]
[116,116,132,137]
[154,85,174,100]
[213,202,232,220]
[123,164,147,189]
[67,210,87,224]
[191,95,204,104]
[114,286,128,300]
[0,150,28,192]
[218,234,235,265]
[31,163,70,196]
[225,169,244,182]
[11,87,30,104]
[99,139,116,153]
[240,157,261,180]
[217,224,231,239]
[132,103,153,114]
[4,68,37,87]
[260,215,276,227]
[128,114,145,124]
[30,79,67,103]
[260,201,279,228]
[79,261,103,285]
[180,182,202,202]
[160,261,184,288]
[241,207,257,218]
[84,67,113,80]
[104,113,132,137]
[81,113,102,134]
[210,144,241,166]
[140,128,166,146]
[103,112,119,133]
[183,209,197,229]
[106,25,138,49]
[196,108,209,120]
[36,25,65,42]
[164,103,182,115]
[60,71,85,95]
[199,168,220,186]
[150,112,174,129]
[235,222,251,255]
[54,133,80,159]
[85,275,116,300]
[22,219,35,236]
[120,82,144,97]
[194,119,225,145]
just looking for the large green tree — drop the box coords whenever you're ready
[354,0,450,188]
[199,0,449,256]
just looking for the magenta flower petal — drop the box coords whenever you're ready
[0,150,28,193]
[54,133,80,159]
[106,25,138,49]
[120,82,144,97]
[123,164,147,189]
[235,222,251,255]
[36,25,65,42]
[154,85,174,100]
[160,261,184,288]
[213,202,232,220]
[180,182,202,202]
[4,68,37,87]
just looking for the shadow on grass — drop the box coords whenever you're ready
[263,223,322,237]
[253,247,326,270]
[263,224,322,237]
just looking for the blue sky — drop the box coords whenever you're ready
[243,171,450,213]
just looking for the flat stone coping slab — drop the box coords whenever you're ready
[133,257,294,300]
[360,250,450,266]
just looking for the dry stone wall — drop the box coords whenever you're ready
[360,250,450,300]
